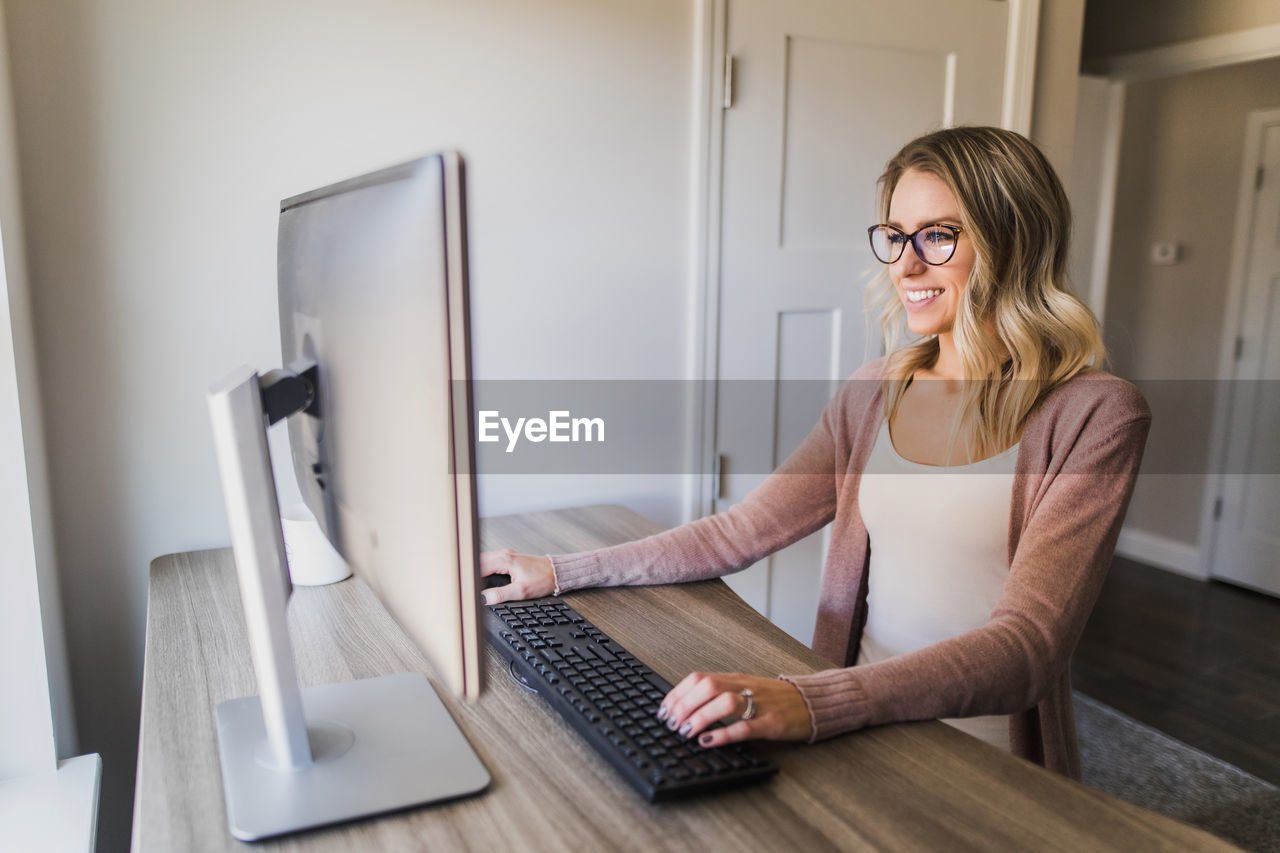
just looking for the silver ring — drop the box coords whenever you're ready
[740,689,756,721]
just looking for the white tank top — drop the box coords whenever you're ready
[856,419,1019,751]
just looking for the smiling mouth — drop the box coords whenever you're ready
[905,288,942,303]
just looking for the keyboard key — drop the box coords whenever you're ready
[686,758,710,776]
[644,673,671,692]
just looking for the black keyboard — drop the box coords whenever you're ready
[485,599,778,801]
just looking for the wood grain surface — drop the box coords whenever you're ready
[1074,556,1280,784]
[133,504,1237,851]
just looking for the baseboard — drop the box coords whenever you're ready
[1114,528,1206,579]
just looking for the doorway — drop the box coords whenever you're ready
[1071,40,1280,597]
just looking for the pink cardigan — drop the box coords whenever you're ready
[549,359,1150,779]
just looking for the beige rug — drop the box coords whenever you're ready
[1075,692,1279,853]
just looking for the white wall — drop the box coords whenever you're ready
[1103,56,1280,547]
[5,1,695,848]
[1065,74,1113,316]
[0,124,56,779]
[1030,0,1086,184]
[0,0,74,776]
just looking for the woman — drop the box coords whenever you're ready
[480,127,1149,780]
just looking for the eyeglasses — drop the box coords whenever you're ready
[867,223,963,265]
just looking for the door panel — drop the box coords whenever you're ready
[1215,119,1280,597]
[781,38,953,252]
[715,0,1010,640]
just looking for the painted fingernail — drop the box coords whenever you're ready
[699,733,713,746]
[667,717,678,731]
[679,722,692,738]
[656,705,668,721]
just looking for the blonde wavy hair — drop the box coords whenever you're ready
[868,126,1104,462]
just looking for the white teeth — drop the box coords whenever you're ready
[906,289,942,303]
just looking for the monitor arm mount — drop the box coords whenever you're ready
[208,363,319,774]
[260,359,320,425]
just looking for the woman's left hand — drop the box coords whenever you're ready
[657,672,812,748]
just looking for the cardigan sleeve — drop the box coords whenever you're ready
[782,387,1150,741]
[548,379,857,594]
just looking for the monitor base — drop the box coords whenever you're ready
[215,672,489,841]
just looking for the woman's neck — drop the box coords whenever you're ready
[922,332,964,381]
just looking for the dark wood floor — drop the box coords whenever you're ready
[1072,556,1280,784]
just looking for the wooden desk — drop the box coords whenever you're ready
[134,505,1232,851]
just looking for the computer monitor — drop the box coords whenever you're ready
[206,152,489,841]
[278,153,483,700]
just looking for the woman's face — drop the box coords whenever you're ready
[886,169,976,339]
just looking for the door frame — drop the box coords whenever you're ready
[684,0,1041,520]
[684,0,729,522]
[1077,25,1280,578]
[1202,106,1280,581]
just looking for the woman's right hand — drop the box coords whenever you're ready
[479,549,556,605]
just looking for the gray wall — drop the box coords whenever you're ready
[1104,56,1280,542]
[5,1,695,848]
[1083,0,1280,61]
[1032,0,1086,184]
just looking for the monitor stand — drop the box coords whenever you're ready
[207,365,490,841]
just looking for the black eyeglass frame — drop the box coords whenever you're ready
[867,223,964,266]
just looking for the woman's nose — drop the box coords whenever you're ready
[893,242,927,274]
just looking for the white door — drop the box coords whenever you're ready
[1212,112,1280,597]
[714,0,1012,642]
